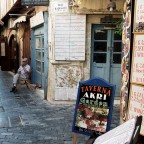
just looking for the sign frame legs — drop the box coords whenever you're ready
[73,133,77,144]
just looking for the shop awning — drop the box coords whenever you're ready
[1,0,33,22]
[12,16,26,27]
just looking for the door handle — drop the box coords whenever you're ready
[108,47,113,50]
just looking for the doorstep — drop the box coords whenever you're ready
[35,88,44,99]
[114,97,120,105]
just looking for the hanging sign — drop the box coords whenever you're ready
[30,12,44,28]
[21,0,49,6]
[52,2,69,13]
[72,77,115,136]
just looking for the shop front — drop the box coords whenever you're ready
[90,25,122,97]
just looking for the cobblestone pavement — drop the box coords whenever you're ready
[0,69,120,144]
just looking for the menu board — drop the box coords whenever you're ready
[127,84,144,136]
[126,0,144,139]
[134,0,144,32]
[135,0,144,23]
[72,77,115,136]
[93,116,142,144]
[131,34,144,85]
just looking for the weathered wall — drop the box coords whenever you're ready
[74,0,123,11]
[47,0,123,102]
[47,0,84,102]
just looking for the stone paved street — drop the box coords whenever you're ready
[0,69,120,144]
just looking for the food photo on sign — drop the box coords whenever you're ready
[75,103,109,133]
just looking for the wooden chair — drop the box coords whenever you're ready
[18,77,31,89]
[17,72,32,91]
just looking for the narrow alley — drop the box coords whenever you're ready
[0,69,120,144]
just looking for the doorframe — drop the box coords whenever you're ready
[90,24,122,97]
[30,12,48,100]
[90,24,107,78]
[90,24,116,79]
[9,34,19,73]
[43,11,48,100]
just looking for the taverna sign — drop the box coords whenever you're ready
[72,77,115,136]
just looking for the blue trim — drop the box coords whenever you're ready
[90,25,105,78]
[31,29,36,83]
[43,11,48,99]
[30,11,48,96]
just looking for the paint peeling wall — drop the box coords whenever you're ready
[71,0,123,14]
[55,65,82,100]
[55,65,82,87]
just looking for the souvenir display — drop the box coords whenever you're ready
[120,0,132,123]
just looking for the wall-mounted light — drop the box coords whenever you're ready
[107,0,116,12]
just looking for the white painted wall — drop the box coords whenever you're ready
[47,0,86,101]
[54,14,86,61]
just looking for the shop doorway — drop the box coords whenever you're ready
[0,36,10,71]
[9,34,19,73]
[90,25,122,96]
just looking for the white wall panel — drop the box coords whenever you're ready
[54,14,86,61]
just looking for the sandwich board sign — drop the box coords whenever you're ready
[88,116,142,144]
[72,77,116,136]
